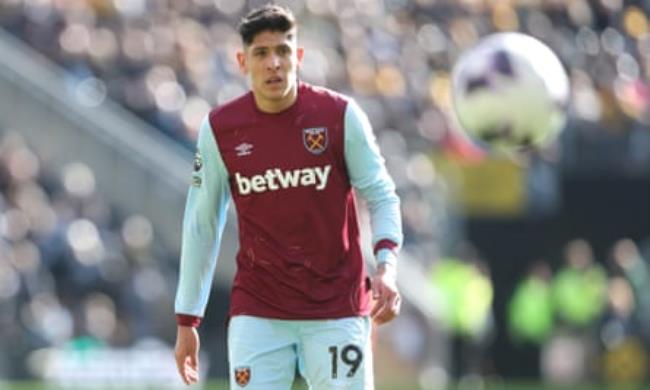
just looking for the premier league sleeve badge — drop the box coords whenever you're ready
[192,151,203,187]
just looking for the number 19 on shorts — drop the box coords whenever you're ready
[328,344,363,379]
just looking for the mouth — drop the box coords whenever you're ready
[266,76,284,86]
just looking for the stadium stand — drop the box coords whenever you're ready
[1,0,650,387]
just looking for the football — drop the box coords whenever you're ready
[450,32,570,152]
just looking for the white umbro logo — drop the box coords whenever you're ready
[235,143,253,157]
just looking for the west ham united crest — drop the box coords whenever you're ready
[303,127,328,155]
[234,366,251,387]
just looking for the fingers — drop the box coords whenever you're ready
[189,351,199,381]
[373,296,400,324]
[185,356,199,384]
[177,356,199,385]
[371,287,401,325]
[175,351,199,385]
[370,295,385,318]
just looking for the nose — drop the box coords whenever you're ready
[267,53,281,70]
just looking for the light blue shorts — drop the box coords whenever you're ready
[228,315,373,389]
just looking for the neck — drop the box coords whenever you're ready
[254,84,299,113]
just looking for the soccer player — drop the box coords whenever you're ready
[174,4,403,389]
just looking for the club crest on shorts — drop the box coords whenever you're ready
[234,366,251,387]
[303,127,328,154]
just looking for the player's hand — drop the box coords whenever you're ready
[370,263,401,325]
[175,325,200,385]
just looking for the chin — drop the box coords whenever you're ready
[266,88,290,100]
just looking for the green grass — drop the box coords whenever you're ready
[1,380,407,390]
[0,381,644,390]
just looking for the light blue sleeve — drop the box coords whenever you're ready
[174,115,231,317]
[344,99,403,264]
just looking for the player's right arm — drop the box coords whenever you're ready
[174,115,230,385]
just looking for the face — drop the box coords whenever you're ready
[237,29,304,113]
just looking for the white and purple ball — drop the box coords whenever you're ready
[451,32,570,152]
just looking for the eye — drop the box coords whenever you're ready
[277,46,291,56]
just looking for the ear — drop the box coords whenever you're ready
[236,50,248,75]
[296,47,304,67]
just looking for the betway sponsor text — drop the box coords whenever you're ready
[235,165,332,195]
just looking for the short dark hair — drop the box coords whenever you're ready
[238,4,296,46]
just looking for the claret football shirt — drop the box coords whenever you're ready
[175,82,402,325]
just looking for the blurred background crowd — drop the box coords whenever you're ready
[0,132,187,384]
[1,0,650,387]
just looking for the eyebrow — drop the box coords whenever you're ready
[250,42,293,52]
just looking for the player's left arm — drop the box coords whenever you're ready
[344,99,404,325]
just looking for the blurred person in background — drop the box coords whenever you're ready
[428,248,493,379]
[611,238,650,344]
[552,239,607,330]
[542,239,608,384]
[508,261,554,346]
[507,260,554,377]
[599,238,650,384]
[173,4,403,389]
[599,265,647,384]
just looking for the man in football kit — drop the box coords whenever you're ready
[174,4,403,389]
